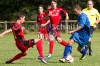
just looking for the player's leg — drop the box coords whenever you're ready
[88,38,92,56]
[88,41,92,56]
[59,39,74,63]
[38,33,43,39]
[47,34,55,58]
[23,39,47,63]
[44,29,49,41]
[6,44,28,64]
[85,38,92,55]
[6,51,28,64]
[35,39,44,57]
[85,27,94,56]
[56,36,68,46]
[34,39,47,64]
[77,45,87,60]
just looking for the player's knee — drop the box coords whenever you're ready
[68,41,73,46]
[56,37,62,43]
[77,47,82,52]
[34,39,41,44]
[49,36,54,41]
[22,52,27,56]
[27,39,35,47]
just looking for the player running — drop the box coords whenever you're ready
[37,5,49,41]
[41,0,70,58]
[82,0,100,56]
[0,13,47,64]
[59,4,90,63]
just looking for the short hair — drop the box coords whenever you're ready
[52,0,57,3]
[17,13,25,20]
[73,4,82,10]
[38,5,44,8]
[87,0,94,4]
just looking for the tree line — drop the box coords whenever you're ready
[0,0,100,21]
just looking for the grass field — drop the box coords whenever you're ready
[0,32,100,66]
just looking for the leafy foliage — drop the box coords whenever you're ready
[0,0,100,21]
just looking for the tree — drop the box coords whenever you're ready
[0,0,99,21]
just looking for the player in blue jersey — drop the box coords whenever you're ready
[59,4,90,63]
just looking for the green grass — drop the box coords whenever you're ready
[0,32,100,66]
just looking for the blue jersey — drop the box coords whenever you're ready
[70,12,90,48]
[77,12,90,35]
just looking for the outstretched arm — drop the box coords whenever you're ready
[41,20,50,27]
[0,29,12,37]
[68,26,82,34]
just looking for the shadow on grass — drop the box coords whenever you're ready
[0,62,24,65]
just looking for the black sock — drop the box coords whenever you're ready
[89,42,92,52]
[85,41,90,52]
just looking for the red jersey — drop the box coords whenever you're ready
[45,8,67,25]
[12,22,25,44]
[37,13,46,25]
[37,12,47,35]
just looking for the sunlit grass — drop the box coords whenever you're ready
[0,32,100,66]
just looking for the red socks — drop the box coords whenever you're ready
[60,40,68,46]
[10,53,25,62]
[36,39,44,57]
[49,41,54,54]
[9,39,44,63]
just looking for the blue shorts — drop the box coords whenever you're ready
[70,32,90,48]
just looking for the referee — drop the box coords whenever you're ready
[83,0,100,56]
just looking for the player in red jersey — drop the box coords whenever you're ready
[37,5,49,41]
[0,13,47,64]
[41,0,71,58]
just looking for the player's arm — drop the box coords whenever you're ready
[0,29,12,37]
[68,26,82,34]
[65,12,69,22]
[41,20,50,27]
[93,10,100,28]
[44,9,51,21]
[68,16,85,34]
[36,16,40,29]
[61,8,69,22]
[41,10,51,27]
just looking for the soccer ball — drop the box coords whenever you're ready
[66,55,74,63]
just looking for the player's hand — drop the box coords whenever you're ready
[65,14,69,22]
[65,19,69,22]
[68,31,75,34]
[41,24,46,27]
[93,24,97,28]
[48,12,52,16]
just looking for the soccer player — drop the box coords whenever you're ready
[42,0,70,58]
[82,0,100,56]
[0,13,47,64]
[37,5,49,41]
[59,4,90,63]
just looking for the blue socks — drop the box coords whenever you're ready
[63,45,72,58]
[80,48,87,55]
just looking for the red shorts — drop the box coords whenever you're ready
[38,27,48,40]
[50,29,61,38]
[38,29,47,35]
[38,27,47,34]
[16,43,28,53]
[16,39,34,53]
[50,25,61,38]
